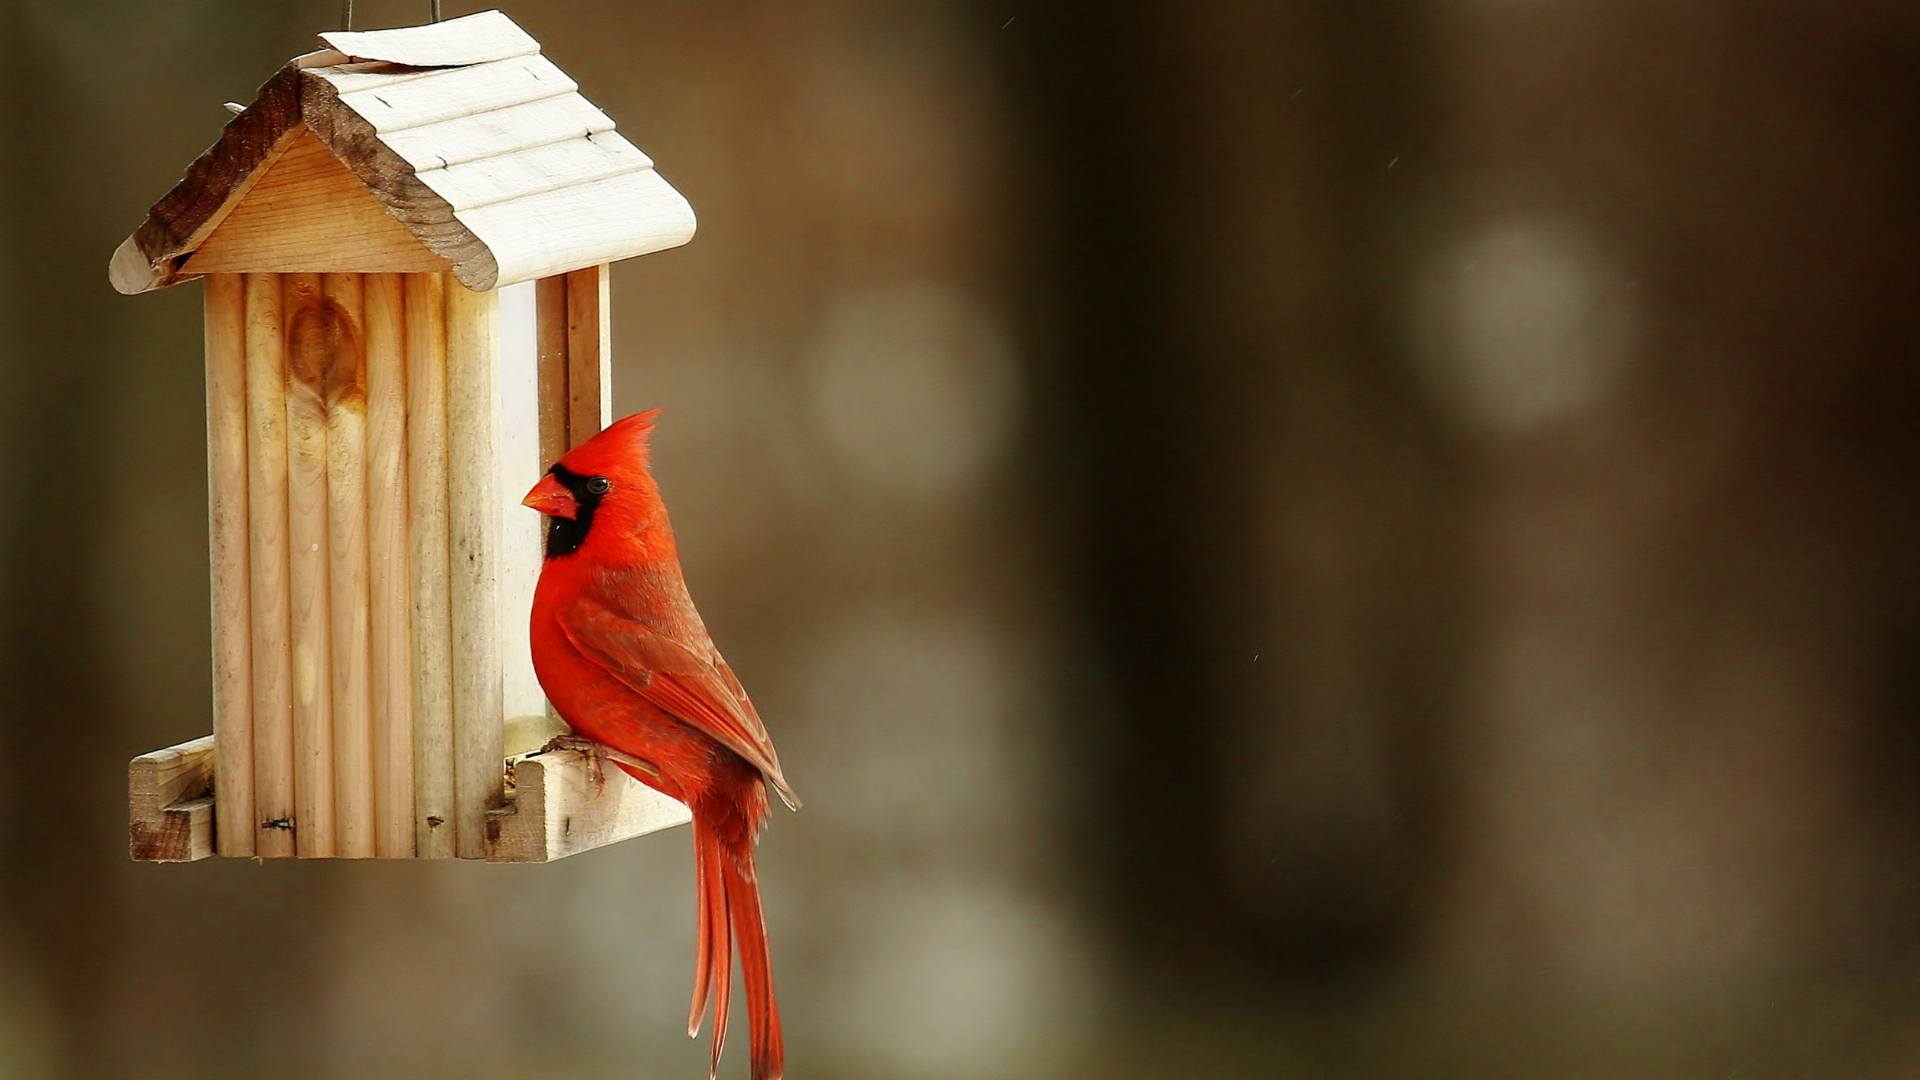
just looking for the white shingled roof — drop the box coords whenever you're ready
[111,10,696,294]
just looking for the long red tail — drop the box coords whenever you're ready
[690,801,783,1080]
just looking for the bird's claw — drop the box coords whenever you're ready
[540,734,609,793]
[539,733,603,757]
[537,734,659,796]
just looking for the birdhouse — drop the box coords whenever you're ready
[120,11,696,863]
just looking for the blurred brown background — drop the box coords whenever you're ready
[3,0,1920,1076]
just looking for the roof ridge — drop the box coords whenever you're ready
[319,10,540,69]
[322,53,578,135]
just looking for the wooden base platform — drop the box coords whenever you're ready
[128,732,689,863]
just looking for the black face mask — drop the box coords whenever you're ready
[543,463,611,558]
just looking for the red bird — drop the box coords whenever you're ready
[523,411,797,1080]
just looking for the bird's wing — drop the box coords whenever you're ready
[558,594,799,808]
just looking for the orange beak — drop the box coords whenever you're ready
[523,473,578,519]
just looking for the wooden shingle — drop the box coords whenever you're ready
[110,10,696,295]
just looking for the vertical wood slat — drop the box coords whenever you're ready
[205,274,255,857]
[447,279,505,858]
[406,272,457,858]
[592,266,612,433]
[366,273,414,858]
[284,272,336,857]
[536,275,570,470]
[245,272,297,857]
[565,263,611,446]
[324,273,375,858]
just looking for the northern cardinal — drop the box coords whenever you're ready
[524,410,797,1080]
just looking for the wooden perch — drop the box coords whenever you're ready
[130,736,216,862]
[485,747,690,863]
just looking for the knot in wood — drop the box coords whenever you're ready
[286,292,366,408]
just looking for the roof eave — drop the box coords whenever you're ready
[110,64,306,295]
[110,12,697,296]
[107,61,497,295]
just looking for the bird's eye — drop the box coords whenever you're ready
[586,476,611,496]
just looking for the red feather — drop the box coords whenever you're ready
[527,411,790,1080]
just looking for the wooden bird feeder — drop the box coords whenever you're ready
[119,11,696,863]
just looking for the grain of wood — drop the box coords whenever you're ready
[374,94,615,173]
[182,129,449,277]
[366,272,414,858]
[535,275,569,469]
[483,747,690,863]
[460,168,695,288]
[204,274,255,857]
[419,130,651,214]
[460,169,695,289]
[566,263,611,446]
[298,80,496,291]
[130,736,218,863]
[446,280,505,857]
[323,273,375,859]
[245,272,297,857]
[285,272,337,857]
[406,272,457,858]
[332,54,573,134]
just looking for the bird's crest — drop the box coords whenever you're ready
[558,408,661,479]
